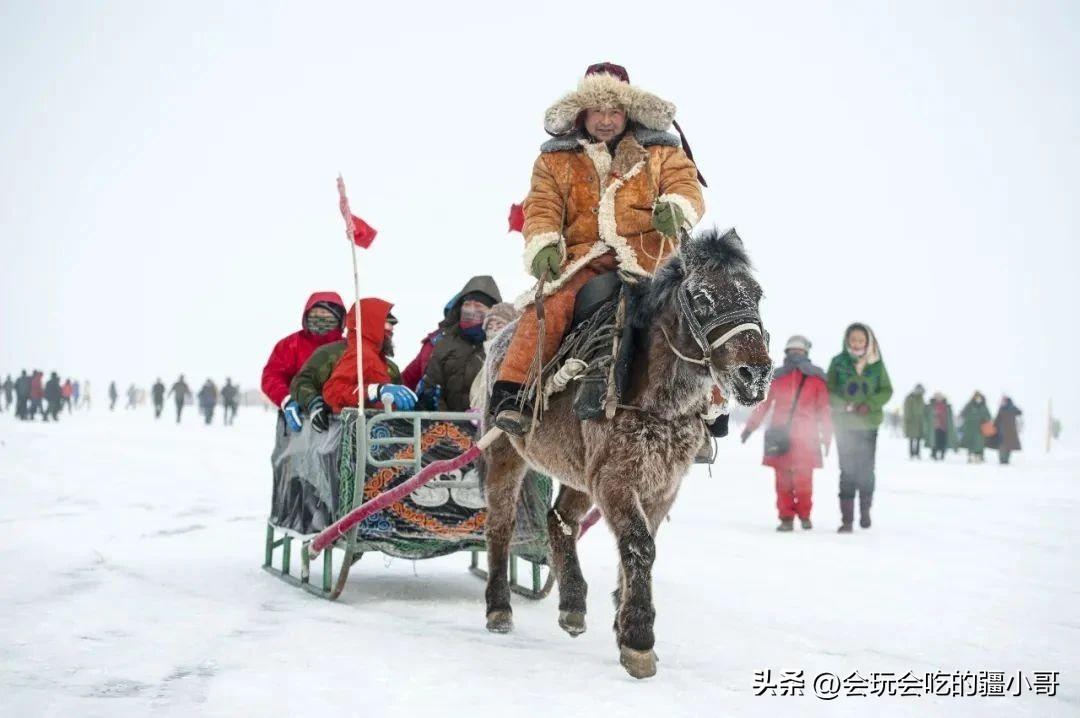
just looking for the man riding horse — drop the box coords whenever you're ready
[490,62,706,436]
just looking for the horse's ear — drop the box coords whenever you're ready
[718,227,743,248]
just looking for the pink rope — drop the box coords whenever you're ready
[309,445,481,556]
[579,507,602,537]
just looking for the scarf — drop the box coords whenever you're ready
[460,323,486,344]
[772,352,826,381]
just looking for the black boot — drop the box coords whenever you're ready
[776,518,794,532]
[859,495,872,529]
[489,381,533,437]
[838,498,854,533]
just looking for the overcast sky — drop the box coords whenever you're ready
[1,1,1077,439]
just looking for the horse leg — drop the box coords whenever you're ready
[596,483,657,679]
[547,485,591,636]
[611,495,675,649]
[483,435,527,633]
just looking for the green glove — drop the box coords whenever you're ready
[530,245,562,280]
[652,200,686,237]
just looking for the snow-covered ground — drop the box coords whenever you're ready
[1,407,1076,717]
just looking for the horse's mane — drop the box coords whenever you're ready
[629,227,752,329]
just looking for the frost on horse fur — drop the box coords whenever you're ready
[480,228,773,678]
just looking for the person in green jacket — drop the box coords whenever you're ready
[958,391,993,463]
[902,384,928,459]
[826,322,893,533]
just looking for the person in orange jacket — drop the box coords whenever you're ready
[323,298,416,413]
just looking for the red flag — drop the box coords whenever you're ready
[337,175,377,249]
[350,214,377,248]
[507,202,525,233]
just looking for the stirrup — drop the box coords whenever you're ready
[495,408,532,437]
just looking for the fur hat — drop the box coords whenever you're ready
[483,302,519,331]
[544,63,676,136]
[784,335,812,353]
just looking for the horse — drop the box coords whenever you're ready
[479,227,773,678]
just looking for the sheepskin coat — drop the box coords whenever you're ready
[519,73,704,305]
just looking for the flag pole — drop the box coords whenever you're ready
[338,175,365,416]
[332,174,367,590]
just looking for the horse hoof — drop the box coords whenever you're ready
[558,610,586,636]
[619,646,658,679]
[486,609,513,633]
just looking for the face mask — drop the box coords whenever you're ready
[460,306,488,327]
[306,313,340,336]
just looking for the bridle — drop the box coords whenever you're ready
[661,286,768,376]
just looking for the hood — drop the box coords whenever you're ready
[302,291,346,326]
[842,322,881,365]
[544,72,675,136]
[443,276,502,326]
[349,297,394,349]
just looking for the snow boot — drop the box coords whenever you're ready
[800,517,813,530]
[490,381,533,437]
[838,498,854,533]
[776,518,794,532]
[859,495,872,529]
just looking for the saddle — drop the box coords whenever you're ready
[535,272,638,420]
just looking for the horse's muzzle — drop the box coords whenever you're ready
[730,361,772,406]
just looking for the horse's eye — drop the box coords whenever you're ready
[691,289,717,317]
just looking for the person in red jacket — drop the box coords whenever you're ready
[28,370,45,421]
[742,335,833,531]
[261,291,346,431]
[323,297,417,413]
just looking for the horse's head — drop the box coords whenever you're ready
[638,227,773,406]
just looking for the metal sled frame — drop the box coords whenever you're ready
[263,408,550,600]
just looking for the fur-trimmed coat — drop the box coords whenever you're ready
[520,126,704,305]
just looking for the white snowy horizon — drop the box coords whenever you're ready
[1,1,1078,442]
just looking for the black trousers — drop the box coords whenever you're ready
[836,428,878,501]
[908,437,922,457]
[932,429,946,460]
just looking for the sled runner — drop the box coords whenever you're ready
[263,408,552,600]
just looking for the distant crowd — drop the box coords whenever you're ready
[896,388,1024,465]
[136,376,243,425]
[1,371,86,421]
[1,372,243,426]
